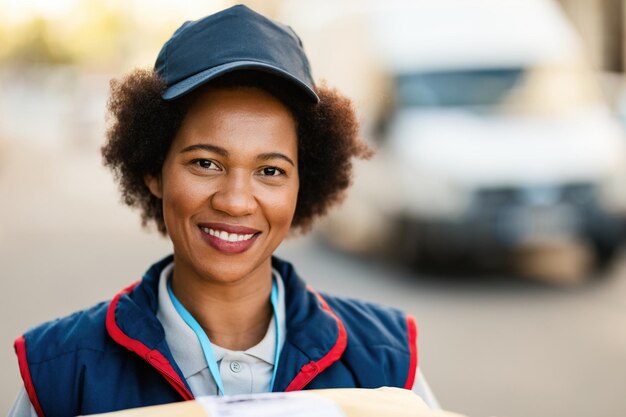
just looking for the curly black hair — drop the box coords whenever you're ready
[102,69,372,235]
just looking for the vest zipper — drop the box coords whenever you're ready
[285,362,320,391]
[147,352,194,400]
[299,363,320,387]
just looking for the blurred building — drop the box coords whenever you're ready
[557,0,624,72]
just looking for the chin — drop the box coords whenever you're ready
[192,250,270,284]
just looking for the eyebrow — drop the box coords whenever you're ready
[257,152,295,167]
[180,144,228,157]
[180,144,295,166]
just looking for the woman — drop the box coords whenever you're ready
[10,5,438,417]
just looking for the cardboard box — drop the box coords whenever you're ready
[87,388,466,417]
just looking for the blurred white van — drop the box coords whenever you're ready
[319,0,626,273]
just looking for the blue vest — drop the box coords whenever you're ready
[15,256,418,417]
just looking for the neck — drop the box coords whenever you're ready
[170,259,274,351]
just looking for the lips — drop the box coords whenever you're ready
[198,223,261,254]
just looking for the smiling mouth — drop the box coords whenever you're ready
[200,227,256,242]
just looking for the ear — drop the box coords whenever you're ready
[144,175,163,199]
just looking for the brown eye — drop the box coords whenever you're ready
[261,167,284,176]
[193,159,219,170]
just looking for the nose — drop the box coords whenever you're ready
[210,171,257,217]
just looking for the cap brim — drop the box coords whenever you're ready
[162,61,319,103]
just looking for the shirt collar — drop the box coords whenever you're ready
[157,261,286,378]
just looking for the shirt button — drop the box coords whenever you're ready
[229,361,242,373]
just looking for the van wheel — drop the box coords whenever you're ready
[394,219,432,268]
[591,239,619,269]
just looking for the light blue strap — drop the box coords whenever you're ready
[269,280,280,391]
[167,280,226,395]
[167,277,281,396]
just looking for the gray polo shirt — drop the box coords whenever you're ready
[9,262,440,416]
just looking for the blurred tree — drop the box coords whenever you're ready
[0,0,131,69]
[0,0,292,71]
[4,17,74,66]
[62,0,129,68]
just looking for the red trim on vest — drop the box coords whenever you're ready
[404,314,418,389]
[285,286,348,391]
[105,281,194,401]
[14,335,45,417]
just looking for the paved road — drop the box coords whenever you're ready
[278,237,626,417]
[1,144,625,417]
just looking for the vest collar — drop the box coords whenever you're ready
[105,255,193,400]
[271,257,348,391]
[106,255,347,396]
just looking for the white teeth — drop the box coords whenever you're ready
[201,227,255,242]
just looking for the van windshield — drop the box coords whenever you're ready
[395,68,524,108]
[394,64,602,115]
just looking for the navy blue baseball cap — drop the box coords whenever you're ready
[155,4,319,103]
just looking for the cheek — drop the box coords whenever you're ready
[162,174,209,228]
[266,180,299,229]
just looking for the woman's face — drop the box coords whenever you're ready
[146,86,299,284]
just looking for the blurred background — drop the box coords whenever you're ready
[1,0,626,416]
